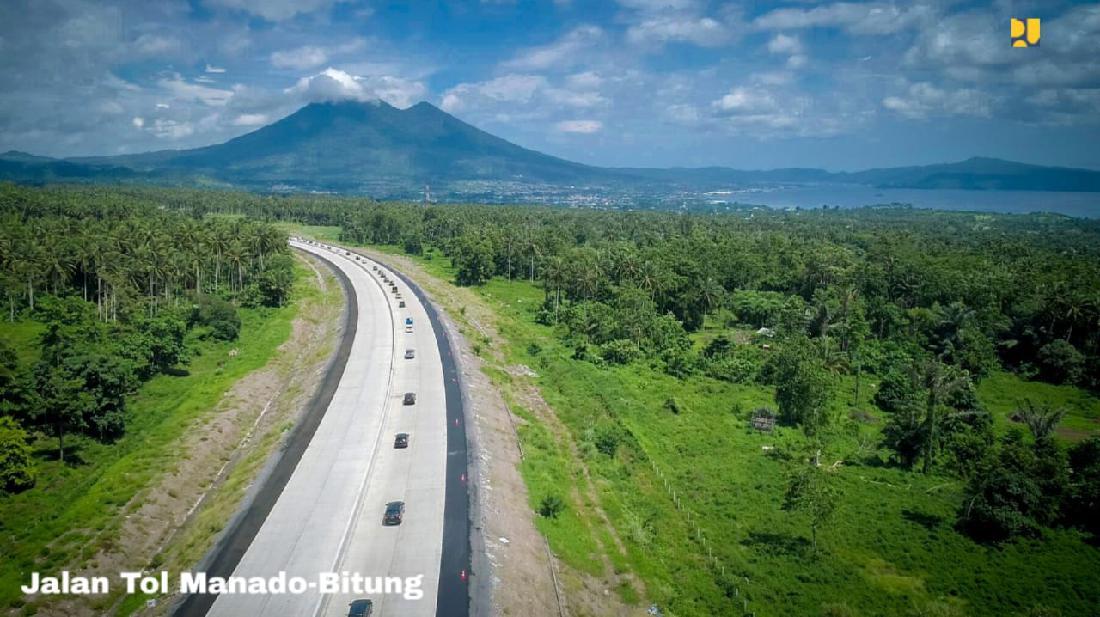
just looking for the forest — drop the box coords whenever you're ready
[0,184,293,490]
[41,183,1097,543]
[1,184,1098,614]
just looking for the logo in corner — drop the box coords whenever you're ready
[1011,18,1040,47]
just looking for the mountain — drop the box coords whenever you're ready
[3,101,1100,194]
[843,157,1100,192]
[67,100,608,191]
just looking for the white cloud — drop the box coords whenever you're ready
[285,67,426,108]
[203,0,346,22]
[131,117,144,128]
[159,75,234,106]
[502,26,604,71]
[232,113,269,126]
[272,46,328,70]
[546,88,607,108]
[133,34,181,56]
[713,87,778,115]
[766,34,807,69]
[882,82,992,119]
[767,34,801,55]
[149,118,194,139]
[205,64,226,73]
[441,74,548,112]
[566,71,603,89]
[616,0,700,10]
[626,16,729,47]
[754,2,931,35]
[704,72,858,138]
[555,119,602,133]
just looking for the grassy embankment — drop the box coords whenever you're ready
[0,258,319,615]
[290,223,1100,617]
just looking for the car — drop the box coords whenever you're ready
[399,300,406,308]
[405,325,413,333]
[394,432,409,448]
[348,599,374,617]
[403,392,416,405]
[405,317,413,325]
[383,501,405,526]
[405,348,415,359]
[391,285,398,293]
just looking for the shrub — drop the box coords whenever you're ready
[0,416,36,493]
[1036,340,1084,385]
[592,423,624,456]
[600,339,643,365]
[191,295,241,341]
[539,494,565,518]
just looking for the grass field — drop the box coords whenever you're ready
[0,261,312,613]
[344,239,1100,617]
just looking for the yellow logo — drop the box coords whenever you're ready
[1011,17,1040,47]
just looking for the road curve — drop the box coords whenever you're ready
[175,240,466,617]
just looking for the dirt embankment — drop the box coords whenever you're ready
[355,248,647,617]
[30,251,344,617]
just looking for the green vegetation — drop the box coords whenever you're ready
[376,252,1100,617]
[0,184,299,611]
[3,184,1098,616]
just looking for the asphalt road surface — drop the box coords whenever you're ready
[188,240,464,617]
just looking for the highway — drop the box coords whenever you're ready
[188,240,462,617]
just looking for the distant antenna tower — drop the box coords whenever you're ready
[423,184,431,206]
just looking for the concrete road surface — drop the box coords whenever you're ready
[203,241,449,617]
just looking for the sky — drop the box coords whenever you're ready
[0,0,1098,171]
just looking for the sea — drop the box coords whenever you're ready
[705,185,1100,219]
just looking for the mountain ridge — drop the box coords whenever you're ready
[3,100,1099,194]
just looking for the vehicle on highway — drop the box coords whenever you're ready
[391,285,398,293]
[348,599,373,616]
[394,432,409,449]
[405,317,413,325]
[399,300,406,308]
[383,501,405,526]
[403,392,416,405]
[405,348,415,359]
[405,325,413,333]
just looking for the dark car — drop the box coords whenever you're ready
[399,300,406,308]
[348,599,373,616]
[383,501,405,525]
[405,348,415,359]
[403,392,416,405]
[394,432,409,449]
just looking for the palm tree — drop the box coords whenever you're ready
[1015,399,1066,445]
[918,360,974,474]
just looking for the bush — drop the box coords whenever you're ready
[255,253,296,307]
[1064,437,1100,535]
[191,295,241,341]
[874,368,921,414]
[592,422,625,456]
[600,339,643,365]
[957,433,1050,541]
[1036,340,1084,385]
[539,494,565,518]
[0,416,35,493]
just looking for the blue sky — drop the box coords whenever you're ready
[1,0,1098,170]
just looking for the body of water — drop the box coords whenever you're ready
[711,185,1100,218]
